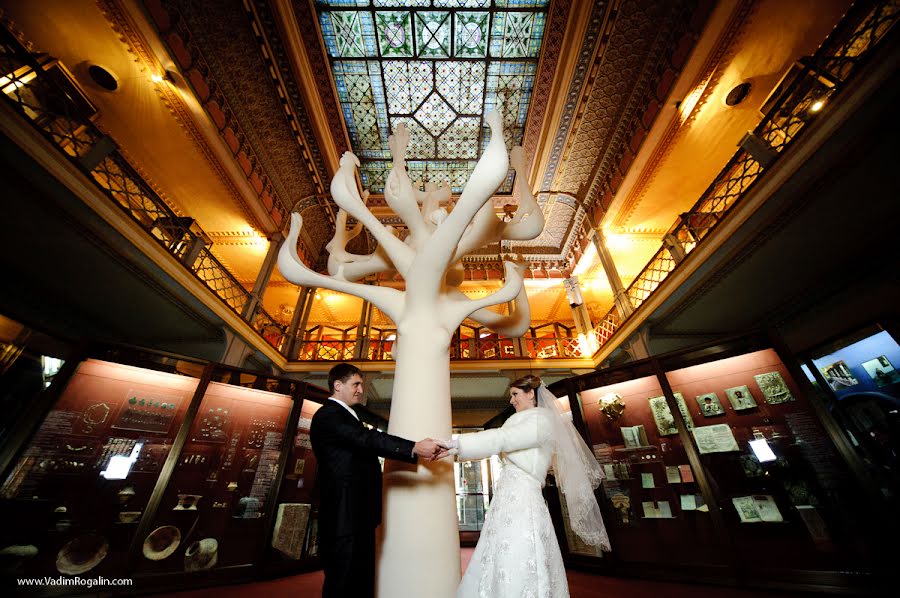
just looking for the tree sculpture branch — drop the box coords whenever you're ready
[440,261,524,330]
[444,262,531,337]
[326,200,400,282]
[331,152,414,276]
[384,124,430,246]
[278,213,404,322]
[411,110,509,301]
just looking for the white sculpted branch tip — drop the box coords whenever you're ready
[450,261,531,337]
[414,109,510,294]
[385,123,431,243]
[441,260,524,330]
[277,212,404,322]
[503,146,544,240]
[451,143,542,262]
[332,151,413,275]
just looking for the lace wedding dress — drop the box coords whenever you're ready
[456,407,569,598]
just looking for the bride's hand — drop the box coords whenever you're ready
[434,438,459,459]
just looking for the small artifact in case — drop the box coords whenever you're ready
[143,525,181,561]
[56,533,108,575]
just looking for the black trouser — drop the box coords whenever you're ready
[321,528,376,598]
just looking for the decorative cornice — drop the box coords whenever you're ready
[245,0,329,194]
[142,0,324,236]
[288,0,350,160]
[539,0,612,192]
[578,0,707,215]
[97,0,269,233]
[612,0,757,229]
[520,0,573,188]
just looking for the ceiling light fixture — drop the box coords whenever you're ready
[810,99,825,112]
[724,82,752,107]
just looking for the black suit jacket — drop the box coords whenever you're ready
[311,400,417,541]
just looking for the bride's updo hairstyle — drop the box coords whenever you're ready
[510,375,542,406]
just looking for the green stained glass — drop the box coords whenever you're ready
[330,12,365,57]
[437,61,484,114]
[374,0,420,7]
[415,12,451,58]
[491,12,543,58]
[376,12,414,58]
[438,118,481,159]
[434,0,490,7]
[318,2,548,193]
[383,61,431,114]
[454,12,488,58]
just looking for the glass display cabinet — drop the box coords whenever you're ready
[0,350,204,581]
[0,344,329,592]
[550,334,886,592]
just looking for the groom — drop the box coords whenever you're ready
[311,363,441,598]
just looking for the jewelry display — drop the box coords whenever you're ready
[112,397,178,434]
[80,403,110,434]
[134,443,169,473]
[181,454,208,466]
[194,406,230,443]
[246,418,278,448]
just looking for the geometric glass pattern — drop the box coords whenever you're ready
[317,0,549,193]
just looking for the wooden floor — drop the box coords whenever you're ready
[153,549,818,598]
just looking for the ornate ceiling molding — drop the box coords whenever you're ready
[96,0,269,233]
[569,0,709,216]
[519,0,573,188]
[141,0,328,240]
[245,0,331,192]
[538,0,612,193]
[288,0,350,161]
[611,0,758,230]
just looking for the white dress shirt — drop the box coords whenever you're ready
[328,397,360,421]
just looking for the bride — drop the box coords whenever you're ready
[437,375,611,598]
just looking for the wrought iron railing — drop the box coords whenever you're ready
[0,26,291,352]
[590,0,898,355]
[251,306,290,353]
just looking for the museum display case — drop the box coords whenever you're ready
[551,333,886,590]
[803,325,900,508]
[0,351,205,581]
[264,396,327,577]
[0,344,329,590]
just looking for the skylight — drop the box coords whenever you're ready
[317,0,549,194]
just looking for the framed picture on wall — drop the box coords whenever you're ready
[753,372,795,404]
[861,355,900,387]
[648,396,677,436]
[648,393,694,435]
[724,385,757,410]
[695,392,725,417]
[818,360,859,390]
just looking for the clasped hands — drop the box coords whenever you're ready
[413,438,459,461]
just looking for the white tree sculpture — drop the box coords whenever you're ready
[278,110,544,597]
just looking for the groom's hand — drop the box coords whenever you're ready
[413,438,442,461]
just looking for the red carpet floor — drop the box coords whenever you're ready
[153,548,813,598]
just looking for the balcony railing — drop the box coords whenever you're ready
[0,26,292,353]
[588,0,898,355]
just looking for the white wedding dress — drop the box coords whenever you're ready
[456,407,569,598]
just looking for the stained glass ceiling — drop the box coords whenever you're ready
[317,0,550,194]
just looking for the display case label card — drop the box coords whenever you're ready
[692,424,739,454]
[666,466,681,483]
